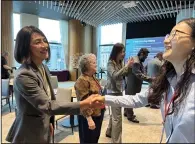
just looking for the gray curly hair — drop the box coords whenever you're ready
[79,53,96,74]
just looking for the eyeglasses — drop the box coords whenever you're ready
[165,30,191,41]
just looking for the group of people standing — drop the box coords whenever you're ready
[5,17,195,143]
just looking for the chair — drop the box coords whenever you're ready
[99,79,111,115]
[1,79,11,112]
[55,88,73,133]
[50,76,58,89]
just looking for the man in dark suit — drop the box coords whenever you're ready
[124,48,152,123]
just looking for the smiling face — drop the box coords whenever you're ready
[30,33,49,63]
[163,22,195,63]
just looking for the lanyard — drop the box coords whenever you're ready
[163,92,177,124]
[160,91,177,143]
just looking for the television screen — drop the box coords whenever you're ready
[125,37,165,66]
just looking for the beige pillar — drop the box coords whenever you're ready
[68,19,84,80]
[68,20,94,81]
[2,1,14,66]
[83,25,92,53]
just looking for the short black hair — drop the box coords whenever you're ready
[137,48,150,56]
[109,43,125,62]
[14,26,50,64]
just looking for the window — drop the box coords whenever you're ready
[39,18,61,43]
[39,18,65,70]
[100,23,123,45]
[13,13,21,68]
[97,23,123,79]
[45,43,65,70]
[13,13,21,40]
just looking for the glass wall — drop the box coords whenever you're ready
[13,13,21,68]
[98,23,123,79]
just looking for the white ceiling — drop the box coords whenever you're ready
[17,1,195,27]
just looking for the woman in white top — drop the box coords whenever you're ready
[92,18,195,143]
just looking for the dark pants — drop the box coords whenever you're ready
[124,108,134,119]
[78,109,105,144]
[124,91,136,120]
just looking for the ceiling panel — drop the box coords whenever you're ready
[13,0,195,27]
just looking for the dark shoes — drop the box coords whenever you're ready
[124,114,139,123]
[128,118,139,123]
[150,105,160,109]
[128,115,139,123]
[106,134,111,138]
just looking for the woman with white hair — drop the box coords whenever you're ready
[74,53,105,143]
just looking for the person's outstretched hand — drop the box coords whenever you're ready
[126,57,134,67]
[90,94,105,108]
[80,94,105,109]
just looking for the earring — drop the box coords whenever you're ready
[192,47,194,50]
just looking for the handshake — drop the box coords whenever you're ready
[80,94,106,111]
[85,94,106,108]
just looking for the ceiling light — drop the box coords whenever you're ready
[122,1,138,8]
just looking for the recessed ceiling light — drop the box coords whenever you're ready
[122,1,138,8]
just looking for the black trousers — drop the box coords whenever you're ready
[78,109,105,144]
[124,108,134,119]
[124,91,136,120]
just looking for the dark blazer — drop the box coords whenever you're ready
[6,62,80,143]
[125,56,152,95]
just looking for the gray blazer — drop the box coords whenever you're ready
[147,57,163,77]
[125,56,152,95]
[106,60,129,93]
[6,63,80,143]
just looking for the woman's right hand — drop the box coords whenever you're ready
[87,117,96,130]
[126,57,134,67]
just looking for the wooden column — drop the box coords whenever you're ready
[68,19,84,81]
[2,1,14,66]
[68,19,94,81]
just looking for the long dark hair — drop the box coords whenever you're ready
[109,43,124,64]
[148,18,195,114]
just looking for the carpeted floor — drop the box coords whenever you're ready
[1,81,165,143]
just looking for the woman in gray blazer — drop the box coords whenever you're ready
[6,26,94,143]
[105,43,133,143]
